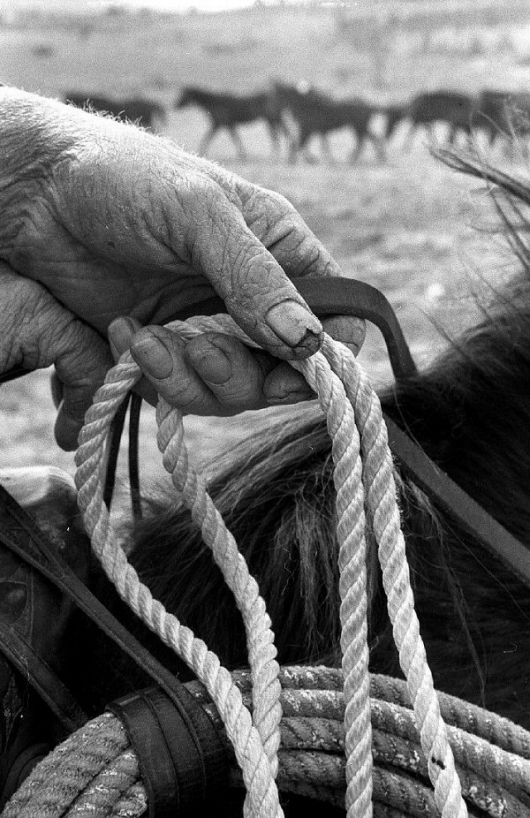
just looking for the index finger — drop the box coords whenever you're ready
[183,182,323,361]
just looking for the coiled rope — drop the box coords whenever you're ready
[3,315,529,817]
[5,668,530,817]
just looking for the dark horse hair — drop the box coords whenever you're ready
[74,152,530,746]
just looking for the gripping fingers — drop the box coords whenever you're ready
[127,325,276,415]
[112,321,315,414]
[107,309,366,417]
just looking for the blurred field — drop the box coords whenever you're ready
[0,2,528,493]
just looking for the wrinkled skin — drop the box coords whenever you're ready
[0,87,364,447]
[0,264,112,437]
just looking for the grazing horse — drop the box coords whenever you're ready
[272,81,385,164]
[63,92,167,132]
[66,151,530,744]
[402,90,475,149]
[174,85,287,160]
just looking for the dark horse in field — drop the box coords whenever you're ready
[64,92,167,132]
[399,90,475,149]
[272,81,385,164]
[4,153,530,816]
[383,90,530,155]
[174,85,288,160]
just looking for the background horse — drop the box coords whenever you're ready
[64,91,167,131]
[272,81,385,164]
[174,85,287,159]
[401,90,475,149]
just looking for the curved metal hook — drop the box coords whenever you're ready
[292,276,416,381]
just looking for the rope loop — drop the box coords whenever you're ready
[67,314,468,816]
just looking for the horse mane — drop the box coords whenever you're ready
[78,152,530,731]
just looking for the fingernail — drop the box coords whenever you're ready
[54,410,83,452]
[187,341,232,384]
[265,300,322,350]
[131,331,173,379]
[108,316,142,358]
[110,316,140,334]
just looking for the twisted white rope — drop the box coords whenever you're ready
[75,356,282,818]
[74,313,468,818]
[321,336,468,817]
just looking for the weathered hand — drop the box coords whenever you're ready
[0,86,364,421]
[108,314,365,415]
[0,263,112,448]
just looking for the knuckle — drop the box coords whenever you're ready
[240,187,295,238]
[214,369,264,409]
[243,184,293,215]
[218,380,255,406]
[181,175,219,211]
[159,379,210,414]
[268,189,295,214]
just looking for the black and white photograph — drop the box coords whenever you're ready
[0,2,529,816]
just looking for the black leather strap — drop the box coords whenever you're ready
[385,415,530,590]
[0,483,228,804]
[128,392,143,521]
[103,391,143,522]
[103,390,131,512]
[109,687,227,817]
[0,623,86,732]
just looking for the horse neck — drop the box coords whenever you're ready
[381,298,530,543]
